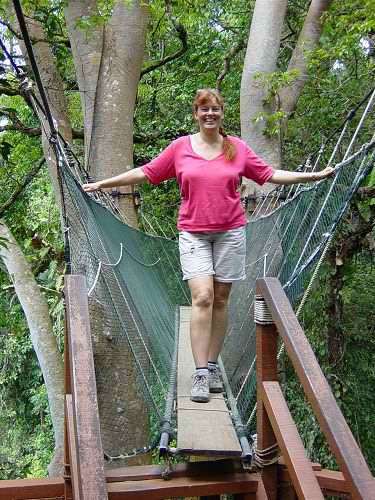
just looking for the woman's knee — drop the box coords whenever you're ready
[192,288,214,308]
[213,294,229,309]
[213,283,232,308]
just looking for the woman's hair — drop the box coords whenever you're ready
[192,88,237,161]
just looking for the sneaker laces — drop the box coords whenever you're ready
[209,366,220,378]
[192,374,208,391]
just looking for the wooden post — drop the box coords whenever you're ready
[65,394,81,500]
[64,310,73,500]
[65,275,108,500]
[255,284,279,500]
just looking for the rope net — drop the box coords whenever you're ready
[4,0,373,462]
[60,95,374,460]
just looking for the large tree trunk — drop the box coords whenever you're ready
[0,221,65,477]
[65,0,151,465]
[9,12,72,474]
[65,0,149,224]
[15,14,72,213]
[279,0,334,117]
[240,0,288,183]
[64,0,104,166]
[240,0,332,200]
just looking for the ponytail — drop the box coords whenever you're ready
[219,126,236,161]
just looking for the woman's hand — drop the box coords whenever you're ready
[82,181,102,192]
[270,166,335,185]
[312,166,335,181]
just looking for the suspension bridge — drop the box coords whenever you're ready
[0,0,375,498]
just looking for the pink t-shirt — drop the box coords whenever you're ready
[141,135,275,232]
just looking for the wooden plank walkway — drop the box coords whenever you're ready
[177,306,242,456]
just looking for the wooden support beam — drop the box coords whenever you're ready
[65,394,81,500]
[0,465,371,499]
[65,275,108,500]
[255,287,278,500]
[106,471,258,499]
[261,381,324,499]
[0,477,64,499]
[279,468,375,495]
[106,458,241,481]
[257,278,375,500]
[64,316,72,500]
[256,477,269,500]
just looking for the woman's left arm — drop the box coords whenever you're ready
[269,166,334,185]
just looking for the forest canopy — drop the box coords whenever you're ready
[0,0,373,478]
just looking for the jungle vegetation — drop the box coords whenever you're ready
[0,0,373,477]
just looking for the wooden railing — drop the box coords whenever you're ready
[256,277,375,500]
[64,275,108,500]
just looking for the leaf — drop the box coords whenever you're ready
[0,141,12,162]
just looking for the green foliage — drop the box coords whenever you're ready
[285,253,375,473]
[0,0,374,480]
[0,296,55,478]
[0,94,64,478]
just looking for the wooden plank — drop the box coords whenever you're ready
[261,381,324,500]
[255,300,278,500]
[106,459,241,481]
[65,275,108,500]
[233,494,256,500]
[64,315,73,500]
[107,472,258,499]
[279,457,322,471]
[277,457,322,470]
[315,469,350,494]
[257,278,375,500]
[178,409,242,456]
[178,396,229,411]
[65,394,81,500]
[256,477,270,500]
[0,478,64,499]
[279,468,375,495]
[177,306,242,456]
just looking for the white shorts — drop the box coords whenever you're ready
[178,226,246,282]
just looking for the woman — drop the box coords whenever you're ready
[83,88,333,403]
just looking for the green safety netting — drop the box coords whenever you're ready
[60,95,374,462]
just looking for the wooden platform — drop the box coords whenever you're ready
[177,306,242,456]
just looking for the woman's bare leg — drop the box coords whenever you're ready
[188,276,214,367]
[208,281,232,362]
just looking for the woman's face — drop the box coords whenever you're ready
[194,98,224,132]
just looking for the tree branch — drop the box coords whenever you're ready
[0,18,21,39]
[0,124,40,136]
[0,123,83,139]
[0,17,70,47]
[216,37,247,91]
[279,0,334,116]
[357,186,375,199]
[0,157,45,217]
[0,81,23,97]
[140,21,188,77]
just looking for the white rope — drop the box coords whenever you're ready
[251,434,280,469]
[245,143,374,429]
[88,244,124,297]
[88,261,102,297]
[254,295,274,325]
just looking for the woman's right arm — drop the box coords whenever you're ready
[82,167,148,192]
